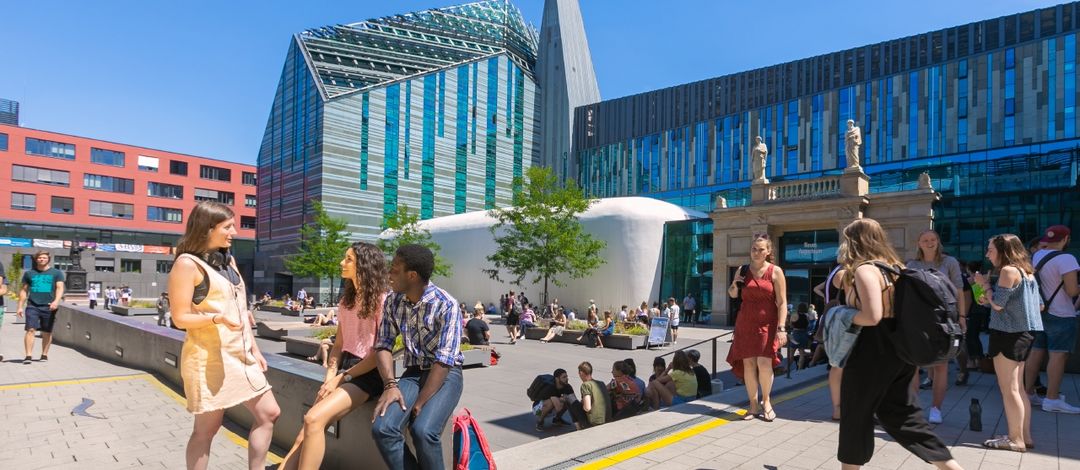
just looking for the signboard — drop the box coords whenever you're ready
[648,316,670,346]
[782,230,839,264]
[0,237,33,248]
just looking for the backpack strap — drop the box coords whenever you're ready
[1034,251,1066,309]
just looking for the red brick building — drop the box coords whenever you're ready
[0,123,257,298]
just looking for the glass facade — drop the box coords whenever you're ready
[91,148,125,167]
[659,219,714,322]
[25,137,75,160]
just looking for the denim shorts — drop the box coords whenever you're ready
[1032,313,1079,353]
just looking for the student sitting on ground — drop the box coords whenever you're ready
[609,360,644,420]
[645,351,698,409]
[687,349,713,398]
[572,361,610,429]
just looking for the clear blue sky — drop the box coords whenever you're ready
[0,0,1057,165]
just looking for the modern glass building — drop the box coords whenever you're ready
[255,1,547,296]
[572,4,1080,322]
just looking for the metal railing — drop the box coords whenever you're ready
[658,330,733,378]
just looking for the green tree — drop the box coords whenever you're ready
[484,166,606,305]
[5,252,23,300]
[284,201,352,303]
[378,205,452,278]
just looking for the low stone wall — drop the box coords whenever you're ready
[522,327,647,349]
[51,303,451,469]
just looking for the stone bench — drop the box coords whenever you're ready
[255,321,318,340]
[522,327,647,350]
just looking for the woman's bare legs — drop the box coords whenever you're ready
[186,410,225,470]
[829,366,843,420]
[742,358,761,415]
[993,354,1027,447]
[297,385,368,469]
[242,391,281,470]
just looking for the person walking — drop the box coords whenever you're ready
[835,219,961,470]
[279,242,388,469]
[0,258,6,363]
[906,229,964,425]
[371,244,464,470]
[725,234,788,421]
[87,284,99,310]
[974,234,1042,452]
[168,201,279,470]
[16,251,65,364]
[1025,225,1080,413]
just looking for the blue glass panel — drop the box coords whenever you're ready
[422,76,436,218]
[485,57,499,209]
[404,81,412,180]
[360,93,369,190]
[455,65,469,213]
[384,84,400,220]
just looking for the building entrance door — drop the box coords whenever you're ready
[780,230,839,313]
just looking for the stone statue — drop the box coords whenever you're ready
[69,241,85,271]
[751,136,768,183]
[918,172,933,190]
[845,119,862,170]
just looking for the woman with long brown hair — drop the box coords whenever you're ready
[279,242,389,469]
[973,234,1042,452]
[725,234,788,422]
[835,219,960,470]
[168,201,280,470]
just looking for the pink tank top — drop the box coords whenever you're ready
[336,292,386,359]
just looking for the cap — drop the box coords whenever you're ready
[1041,225,1071,243]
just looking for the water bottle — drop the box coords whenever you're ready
[969,398,982,432]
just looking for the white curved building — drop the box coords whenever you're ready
[381,197,706,314]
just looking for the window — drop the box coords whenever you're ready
[194,188,234,205]
[95,258,115,272]
[11,164,70,186]
[25,137,75,160]
[11,192,35,211]
[245,194,257,208]
[50,196,74,214]
[242,171,257,186]
[156,260,173,274]
[52,256,72,271]
[90,148,125,166]
[120,259,142,273]
[170,160,188,176]
[147,181,184,199]
[147,206,183,223]
[84,174,135,194]
[199,165,231,182]
[0,132,7,151]
[138,155,159,172]
[89,200,134,219]
[240,216,256,230]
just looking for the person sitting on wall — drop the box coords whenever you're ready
[540,308,568,343]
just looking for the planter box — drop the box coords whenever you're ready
[109,305,158,316]
[284,336,324,358]
[461,349,489,368]
[258,305,294,315]
[256,321,317,340]
[522,327,644,350]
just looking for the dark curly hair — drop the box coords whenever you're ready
[340,242,388,319]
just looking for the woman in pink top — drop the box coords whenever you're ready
[280,242,388,470]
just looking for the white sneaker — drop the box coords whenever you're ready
[928,406,943,424]
[1029,393,1043,406]
[1042,397,1080,414]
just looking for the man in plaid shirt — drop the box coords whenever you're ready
[372,244,463,469]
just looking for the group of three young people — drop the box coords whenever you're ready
[168,201,463,470]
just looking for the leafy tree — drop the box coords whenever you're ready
[484,166,606,305]
[284,201,351,303]
[5,252,23,300]
[378,205,452,278]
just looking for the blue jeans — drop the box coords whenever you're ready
[372,366,463,470]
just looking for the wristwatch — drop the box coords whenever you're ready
[343,373,353,382]
[777,327,787,333]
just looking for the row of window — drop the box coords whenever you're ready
[8,192,256,228]
[11,164,254,204]
[7,136,255,184]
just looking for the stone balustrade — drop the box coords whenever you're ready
[767,176,841,201]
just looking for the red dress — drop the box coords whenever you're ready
[726,264,781,380]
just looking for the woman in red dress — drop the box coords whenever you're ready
[726,234,788,421]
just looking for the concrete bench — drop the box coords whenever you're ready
[255,321,318,340]
[522,327,647,350]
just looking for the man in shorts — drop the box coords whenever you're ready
[1025,225,1080,413]
[16,251,65,364]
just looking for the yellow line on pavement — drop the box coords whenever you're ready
[0,373,147,391]
[576,379,828,469]
[141,375,283,464]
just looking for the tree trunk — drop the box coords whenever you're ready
[543,275,549,308]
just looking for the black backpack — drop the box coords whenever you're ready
[1034,251,1067,313]
[526,374,555,402]
[872,262,963,367]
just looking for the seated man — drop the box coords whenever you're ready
[535,368,575,431]
[609,360,643,420]
[540,309,567,343]
[686,349,713,398]
[465,309,490,345]
[573,361,610,429]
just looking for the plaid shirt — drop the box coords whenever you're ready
[375,282,463,368]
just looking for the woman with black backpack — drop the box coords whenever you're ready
[836,219,961,470]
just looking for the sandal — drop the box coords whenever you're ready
[983,437,1026,452]
[742,405,760,421]
[760,407,776,422]
[992,435,1034,449]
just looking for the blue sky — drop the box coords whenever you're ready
[0,0,1057,165]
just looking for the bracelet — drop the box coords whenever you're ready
[211,315,219,324]
[384,381,399,390]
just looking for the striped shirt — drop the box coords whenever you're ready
[375,282,463,368]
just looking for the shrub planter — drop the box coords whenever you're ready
[109,305,158,316]
[523,327,645,350]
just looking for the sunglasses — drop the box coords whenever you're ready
[753,233,770,240]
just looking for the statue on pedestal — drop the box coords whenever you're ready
[845,119,862,170]
[69,242,86,271]
[918,172,933,190]
[751,136,768,183]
